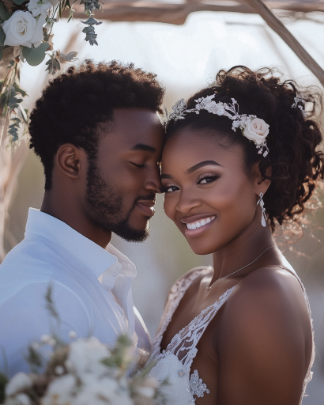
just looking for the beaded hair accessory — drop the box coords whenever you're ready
[292,95,306,117]
[167,93,306,158]
[168,95,270,157]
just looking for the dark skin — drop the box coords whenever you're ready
[41,108,164,247]
[160,128,313,405]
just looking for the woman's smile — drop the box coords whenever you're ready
[181,215,216,236]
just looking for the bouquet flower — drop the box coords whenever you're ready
[0,334,164,405]
[0,287,166,405]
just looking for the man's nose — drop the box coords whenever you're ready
[144,165,162,193]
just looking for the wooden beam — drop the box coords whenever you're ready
[69,2,324,25]
[67,0,324,85]
[242,0,324,86]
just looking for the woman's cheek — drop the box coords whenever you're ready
[163,197,176,220]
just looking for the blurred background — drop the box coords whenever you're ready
[3,8,324,404]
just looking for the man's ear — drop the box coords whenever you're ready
[56,144,87,180]
[251,161,271,196]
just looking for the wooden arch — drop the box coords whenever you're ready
[69,0,324,86]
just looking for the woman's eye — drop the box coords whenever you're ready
[197,174,219,185]
[163,185,179,193]
[130,162,145,168]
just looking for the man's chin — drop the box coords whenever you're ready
[113,223,149,242]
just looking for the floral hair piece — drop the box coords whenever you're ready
[291,95,306,117]
[168,94,270,157]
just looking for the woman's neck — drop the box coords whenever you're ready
[211,222,280,284]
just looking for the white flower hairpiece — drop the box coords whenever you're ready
[168,95,270,157]
[291,95,306,117]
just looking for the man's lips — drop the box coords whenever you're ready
[135,199,156,217]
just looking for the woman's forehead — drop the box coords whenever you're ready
[162,128,244,169]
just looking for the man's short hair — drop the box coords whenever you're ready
[29,60,165,189]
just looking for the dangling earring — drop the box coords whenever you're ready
[257,192,267,227]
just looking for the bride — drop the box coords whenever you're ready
[149,66,323,405]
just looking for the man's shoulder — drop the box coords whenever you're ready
[0,237,82,305]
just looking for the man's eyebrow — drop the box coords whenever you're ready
[186,160,222,175]
[131,143,156,153]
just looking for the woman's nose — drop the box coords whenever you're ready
[176,190,201,213]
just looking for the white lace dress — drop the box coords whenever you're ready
[149,266,314,405]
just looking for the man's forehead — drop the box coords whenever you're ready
[112,108,160,126]
[99,109,164,151]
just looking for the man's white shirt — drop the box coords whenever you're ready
[0,208,150,377]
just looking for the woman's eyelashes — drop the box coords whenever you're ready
[197,173,220,184]
[163,184,179,193]
[162,173,220,193]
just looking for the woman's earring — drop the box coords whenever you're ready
[257,192,267,227]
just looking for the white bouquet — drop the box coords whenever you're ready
[1,333,164,405]
[0,287,165,405]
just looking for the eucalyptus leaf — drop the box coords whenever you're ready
[24,43,50,66]
[13,82,27,97]
[22,46,32,60]
[0,3,10,21]
[0,28,5,47]
[13,0,28,4]
[82,26,95,34]
[81,17,102,25]
[9,97,22,106]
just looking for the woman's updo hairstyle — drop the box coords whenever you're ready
[165,66,324,231]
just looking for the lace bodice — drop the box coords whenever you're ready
[149,266,315,405]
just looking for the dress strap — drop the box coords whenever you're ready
[164,285,237,370]
[151,267,210,358]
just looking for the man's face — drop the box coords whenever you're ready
[85,109,164,242]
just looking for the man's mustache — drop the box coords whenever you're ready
[135,194,156,203]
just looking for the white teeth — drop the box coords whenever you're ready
[185,216,215,230]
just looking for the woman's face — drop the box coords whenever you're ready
[161,128,261,255]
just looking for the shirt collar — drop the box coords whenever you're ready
[25,208,120,279]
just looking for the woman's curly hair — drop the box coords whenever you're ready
[165,66,324,231]
[29,60,165,190]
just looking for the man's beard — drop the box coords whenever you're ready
[85,159,149,242]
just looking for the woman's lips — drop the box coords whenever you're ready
[135,201,155,217]
[181,215,216,237]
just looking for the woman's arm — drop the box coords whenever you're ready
[215,267,312,405]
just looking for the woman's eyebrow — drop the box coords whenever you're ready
[161,174,172,180]
[185,160,222,175]
[161,160,221,180]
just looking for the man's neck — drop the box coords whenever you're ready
[41,192,112,248]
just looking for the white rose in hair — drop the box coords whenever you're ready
[27,0,53,17]
[242,117,269,145]
[3,11,45,48]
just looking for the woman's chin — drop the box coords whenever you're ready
[186,240,215,256]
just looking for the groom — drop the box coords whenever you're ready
[0,60,165,376]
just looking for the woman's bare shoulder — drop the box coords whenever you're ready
[218,265,311,361]
[225,266,309,328]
